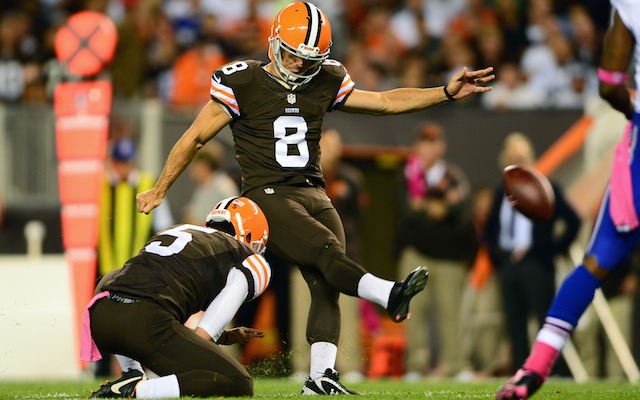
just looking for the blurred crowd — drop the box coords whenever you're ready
[0,0,612,110]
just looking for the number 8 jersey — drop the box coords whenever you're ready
[210,60,355,193]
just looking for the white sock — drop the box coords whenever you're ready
[136,374,180,399]
[310,342,337,379]
[115,354,143,373]
[536,317,574,350]
[357,273,395,308]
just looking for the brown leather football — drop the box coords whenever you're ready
[503,165,555,221]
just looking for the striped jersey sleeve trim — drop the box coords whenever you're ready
[210,78,240,117]
[242,254,271,298]
[332,73,355,108]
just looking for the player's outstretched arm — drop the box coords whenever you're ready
[339,66,494,115]
[136,101,232,214]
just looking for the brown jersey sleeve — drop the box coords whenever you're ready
[210,60,263,119]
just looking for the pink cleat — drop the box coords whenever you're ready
[496,369,543,400]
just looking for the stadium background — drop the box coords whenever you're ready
[1,0,638,384]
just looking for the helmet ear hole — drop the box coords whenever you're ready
[246,232,252,243]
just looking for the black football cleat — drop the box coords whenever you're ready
[386,266,429,322]
[495,368,544,400]
[89,369,146,398]
[301,368,359,395]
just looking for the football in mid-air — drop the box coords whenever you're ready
[503,165,555,221]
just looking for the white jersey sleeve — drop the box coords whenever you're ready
[197,267,249,341]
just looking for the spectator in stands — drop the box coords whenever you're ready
[481,62,544,110]
[459,186,508,378]
[475,25,506,72]
[396,122,477,380]
[447,0,498,44]
[494,0,527,60]
[423,0,468,43]
[109,1,152,98]
[359,8,403,77]
[198,0,275,37]
[183,140,239,225]
[162,0,201,49]
[389,0,430,55]
[398,53,433,89]
[484,132,580,373]
[551,62,597,109]
[519,1,578,107]
[0,10,42,103]
[343,41,394,92]
[567,4,600,68]
[222,0,271,60]
[169,13,228,109]
[145,12,179,100]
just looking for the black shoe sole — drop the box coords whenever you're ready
[390,266,429,322]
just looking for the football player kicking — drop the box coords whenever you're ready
[496,1,640,399]
[136,2,493,394]
[84,197,270,398]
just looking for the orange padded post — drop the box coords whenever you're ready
[54,11,115,370]
[58,160,104,205]
[61,204,100,249]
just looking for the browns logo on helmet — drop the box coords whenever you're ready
[268,1,332,85]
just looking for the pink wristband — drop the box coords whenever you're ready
[597,68,628,85]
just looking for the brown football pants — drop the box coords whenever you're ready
[89,297,253,397]
[246,185,367,344]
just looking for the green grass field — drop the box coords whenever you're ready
[2,378,638,400]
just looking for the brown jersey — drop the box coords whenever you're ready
[101,224,268,323]
[210,60,355,193]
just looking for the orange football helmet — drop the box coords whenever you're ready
[268,1,332,85]
[205,196,269,254]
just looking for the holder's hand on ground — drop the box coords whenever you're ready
[220,327,264,345]
[446,66,495,100]
[136,188,165,214]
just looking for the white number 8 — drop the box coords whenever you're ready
[221,61,249,75]
[273,116,309,167]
